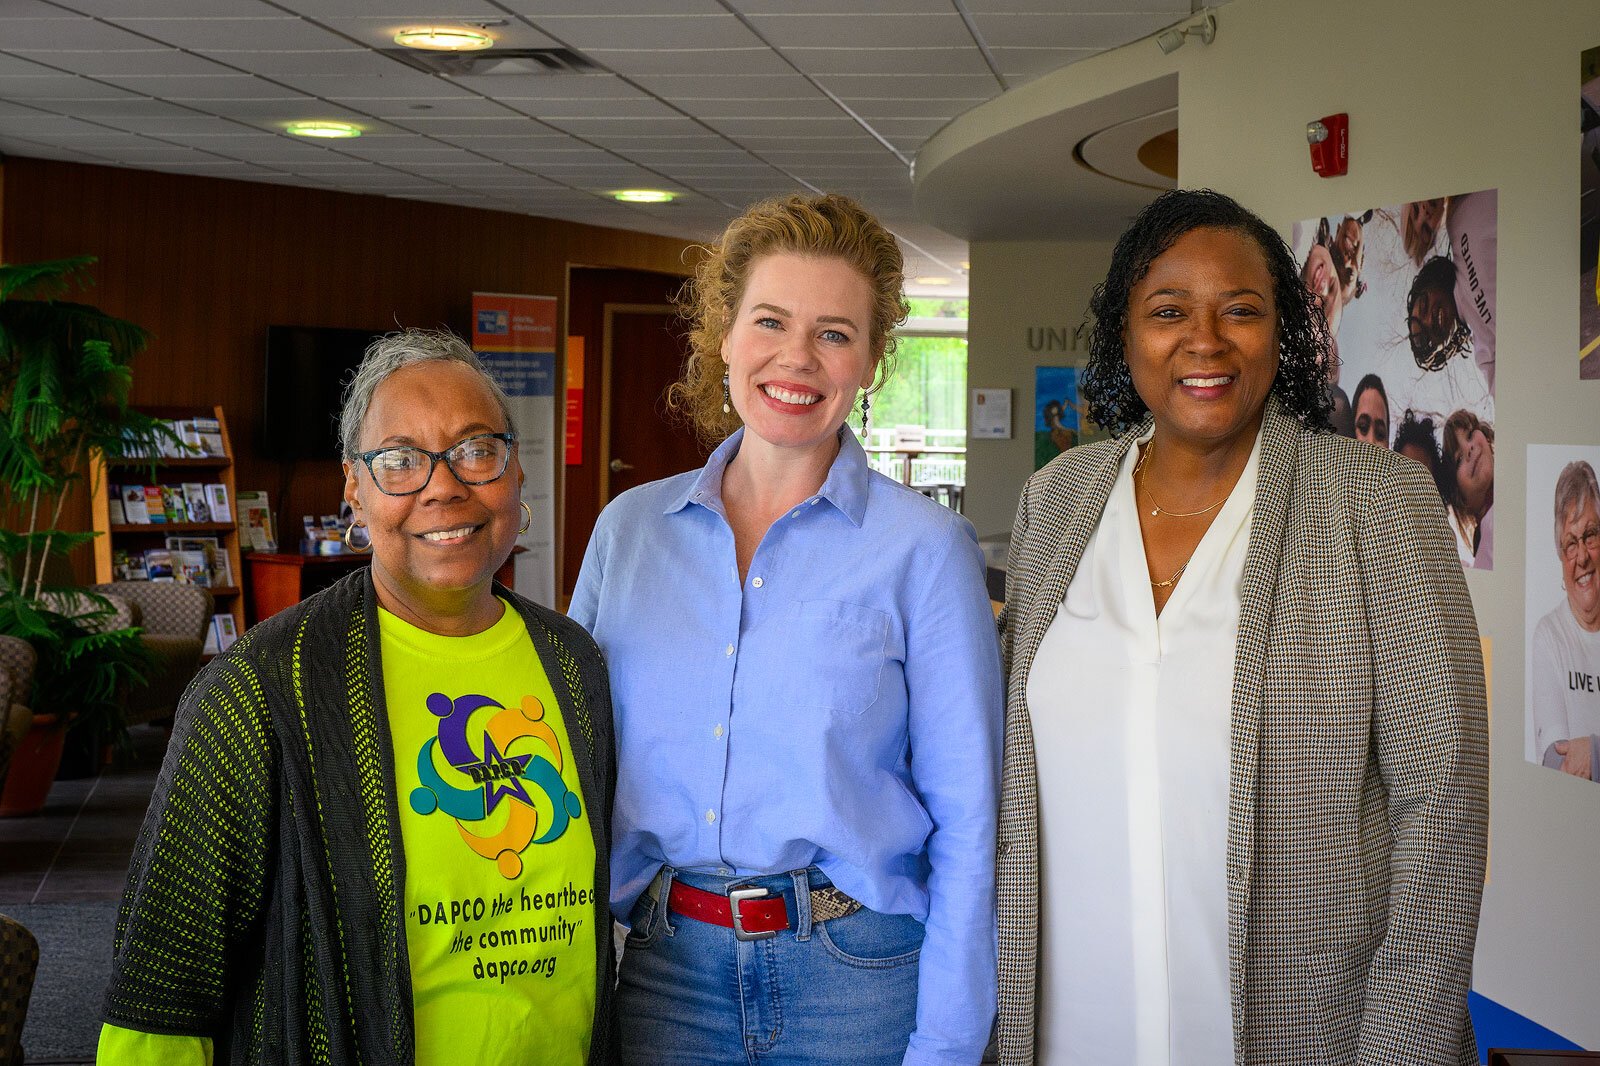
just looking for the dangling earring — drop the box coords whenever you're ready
[722,372,731,415]
[517,500,532,536]
[860,391,871,435]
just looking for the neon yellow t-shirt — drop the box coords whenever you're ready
[99,599,596,1066]
[384,600,596,1065]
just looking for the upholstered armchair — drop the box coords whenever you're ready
[91,582,212,726]
[0,636,37,793]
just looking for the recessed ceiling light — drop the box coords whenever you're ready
[286,121,361,139]
[394,27,494,51]
[613,189,675,203]
[914,276,952,286]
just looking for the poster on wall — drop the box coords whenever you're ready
[472,292,557,607]
[1581,45,1600,379]
[1033,366,1086,471]
[1525,445,1600,784]
[1292,188,1497,569]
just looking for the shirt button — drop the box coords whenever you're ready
[705,809,717,824]
[751,576,764,588]
[717,867,730,876]
[713,724,724,738]
[791,510,801,518]
[725,643,734,657]
[810,499,819,505]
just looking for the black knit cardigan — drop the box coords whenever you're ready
[102,569,617,1065]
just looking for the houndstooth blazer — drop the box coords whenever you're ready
[996,396,1488,1066]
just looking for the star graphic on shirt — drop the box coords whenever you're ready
[467,733,533,813]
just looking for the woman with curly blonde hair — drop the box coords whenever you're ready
[571,193,1002,1065]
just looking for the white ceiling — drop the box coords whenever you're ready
[0,0,1200,296]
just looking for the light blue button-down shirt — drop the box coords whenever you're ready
[570,427,1002,1065]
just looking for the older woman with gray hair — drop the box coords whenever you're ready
[1530,459,1600,780]
[99,329,617,1066]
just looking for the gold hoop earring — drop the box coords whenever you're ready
[343,522,372,554]
[517,500,532,536]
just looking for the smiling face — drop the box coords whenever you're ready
[1408,281,1460,357]
[1559,495,1600,630]
[1125,226,1281,455]
[721,252,877,462]
[343,359,522,631]
[1450,425,1494,515]
[1353,386,1389,447]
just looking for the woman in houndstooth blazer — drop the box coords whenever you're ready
[997,190,1487,1066]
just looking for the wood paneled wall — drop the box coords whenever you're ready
[1,156,695,589]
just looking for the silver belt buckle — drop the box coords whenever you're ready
[728,885,778,941]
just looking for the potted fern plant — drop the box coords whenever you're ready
[0,256,167,813]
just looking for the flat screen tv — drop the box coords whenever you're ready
[261,326,381,461]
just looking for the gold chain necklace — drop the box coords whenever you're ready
[1150,559,1188,589]
[1134,439,1227,518]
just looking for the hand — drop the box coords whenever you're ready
[1552,736,1594,779]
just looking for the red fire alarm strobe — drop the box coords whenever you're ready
[1306,113,1349,177]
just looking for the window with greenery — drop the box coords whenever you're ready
[872,297,968,439]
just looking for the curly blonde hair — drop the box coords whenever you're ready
[668,192,909,445]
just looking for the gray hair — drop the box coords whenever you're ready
[339,328,517,459]
[1553,460,1600,551]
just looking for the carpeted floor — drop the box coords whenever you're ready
[5,900,118,1064]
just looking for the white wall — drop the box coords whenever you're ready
[965,0,1600,1045]
[1180,0,1600,1045]
[965,239,1112,538]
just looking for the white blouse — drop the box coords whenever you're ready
[1026,425,1262,1066]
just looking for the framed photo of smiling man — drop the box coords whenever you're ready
[1526,444,1600,783]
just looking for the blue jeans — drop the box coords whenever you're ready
[617,866,924,1065]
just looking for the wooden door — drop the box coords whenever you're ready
[600,304,706,502]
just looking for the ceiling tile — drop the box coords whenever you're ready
[973,11,1178,50]
[198,49,401,78]
[64,0,292,17]
[745,12,971,49]
[816,73,999,97]
[9,49,240,77]
[503,96,680,120]
[730,0,951,12]
[0,17,167,50]
[385,115,543,137]
[0,1,81,15]
[843,97,984,120]
[962,0,1188,12]
[627,72,818,98]
[785,47,991,77]
[353,96,525,119]
[270,0,512,16]
[0,74,140,99]
[540,114,704,138]
[96,113,254,136]
[31,96,201,117]
[682,96,839,119]
[447,72,646,101]
[271,73,472,98]
[499,0,726,14]
[108,17,352,51]
[99,73,312,99]
[703,115,862,138]
[528,14,763,50]
[0,52,57,76]
[992,47,1098,80]
[583,48,790,77]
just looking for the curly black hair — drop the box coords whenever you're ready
[1392,408,1442,483]
[1406,257,1471,372]
[1080,188,1334,435]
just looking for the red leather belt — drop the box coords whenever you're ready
[663,877,863,942]
[668,880,789,940]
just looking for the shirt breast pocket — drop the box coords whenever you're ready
[794,599,891,716]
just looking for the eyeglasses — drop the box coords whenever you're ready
[1560,524,1599,563]
[354,433,516,497]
